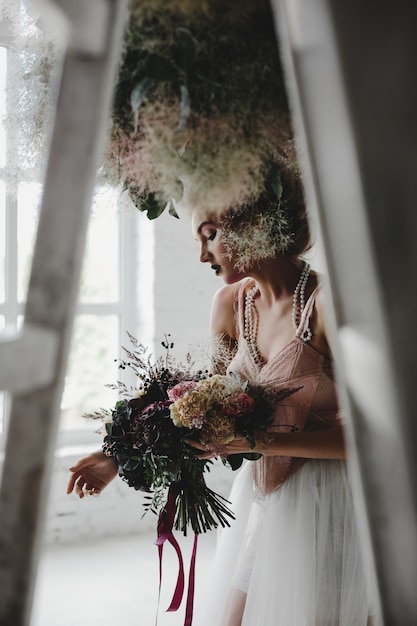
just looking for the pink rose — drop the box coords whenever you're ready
[168,380,198,401]
[221,392,255,417]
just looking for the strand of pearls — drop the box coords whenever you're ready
[244,261,312,367]
[244,285,263,366]
[292,261,312,341]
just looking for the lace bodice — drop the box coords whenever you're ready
[227,278,342,494]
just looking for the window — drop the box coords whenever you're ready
[0,7,154,447]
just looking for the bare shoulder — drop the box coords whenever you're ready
[310,276,332,356]
[210,283,238,340]
[314,283,327,328]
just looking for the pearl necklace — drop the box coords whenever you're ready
[244,261,312,366]
[292,261,312,341]
[244,285,263,366]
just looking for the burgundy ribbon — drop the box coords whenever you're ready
[184,533,198,626]
[154,484,198,626]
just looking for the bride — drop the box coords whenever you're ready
[68,152,379,625]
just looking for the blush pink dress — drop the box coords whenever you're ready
[194,278,380,626]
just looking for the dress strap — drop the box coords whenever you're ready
[295,285,321,342]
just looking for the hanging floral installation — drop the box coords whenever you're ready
[102,0,301,222]
[6,0,304,237]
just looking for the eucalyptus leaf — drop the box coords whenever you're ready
[130,76,155,111]
[130,77,155,132]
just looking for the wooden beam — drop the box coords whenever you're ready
[272,0,417,624]
[0,1,128,624]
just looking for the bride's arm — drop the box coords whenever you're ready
[190,424,346,460]
[227,424,346,459]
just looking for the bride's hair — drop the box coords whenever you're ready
[219,145,311,271]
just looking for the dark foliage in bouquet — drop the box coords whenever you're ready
[85,334,234,535]
[85,334,300,534]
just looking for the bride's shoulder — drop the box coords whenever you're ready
[210,280,249,340]
[212,278,252,312]
[212,282,237,305]
[309,275,333,356]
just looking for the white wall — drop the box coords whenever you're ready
[153,210,220,359]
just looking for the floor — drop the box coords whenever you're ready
[31,530,217,626]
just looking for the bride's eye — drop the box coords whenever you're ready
[208,230,217,241]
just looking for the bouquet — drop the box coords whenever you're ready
[86,334,298,535]
[169,372,297,471]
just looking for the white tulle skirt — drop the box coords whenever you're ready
[194,460,381,626]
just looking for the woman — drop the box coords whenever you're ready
[67,160,378,625]
[187,170,378,625]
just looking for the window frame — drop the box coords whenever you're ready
[0,10,154,450]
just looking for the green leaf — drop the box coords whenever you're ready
[224,454,243,471]
[123,458,141,472]
[145,196,168,220]
[168,200,180,219]
[129,189,168,220]
[173,28,197,74]
[145,54,179,82]
[130,77,155,114]
[265,164,283,200]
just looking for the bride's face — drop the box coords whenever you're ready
[191,211,245,284]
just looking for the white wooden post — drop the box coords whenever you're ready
[272,0,417,624]
[0,1,128,624]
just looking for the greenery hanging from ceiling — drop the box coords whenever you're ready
[103,0,297,219]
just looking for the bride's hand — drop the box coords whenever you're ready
[67,450,118,498]
[185,436,254,460]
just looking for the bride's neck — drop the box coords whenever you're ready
[247,257,306,305]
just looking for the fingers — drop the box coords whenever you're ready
[72,477,101,499]
[83,481,101,496]
[74,476,86,499]
[67,459,90,495]
[184,439,223,460]
[197,451,218,460]
[67,469,103,498]
[184,439,206,451]
[66,471,78,494]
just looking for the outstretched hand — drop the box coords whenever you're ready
[67,450,118,498]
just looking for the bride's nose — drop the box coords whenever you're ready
[199,244,211,263]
